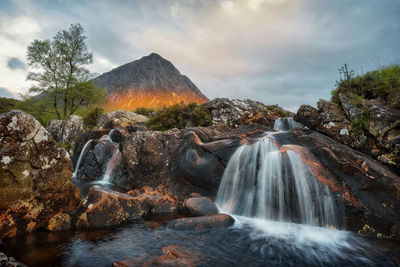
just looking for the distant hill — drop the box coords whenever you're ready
[92,53,209,110]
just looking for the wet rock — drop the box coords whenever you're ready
[96,110,148,130]
[78,185,180,229]
[47,115,85,144]
[131,186,180,215]
[0,110,81,238]
[71,129,110,168]
[0,251,27,267]
[167,214,234,230]
[202,98,289,128]
[80,185,149,228]
[184,197,218,216]
[47,213,71,231]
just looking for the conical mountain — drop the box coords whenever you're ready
[92,53,209,110]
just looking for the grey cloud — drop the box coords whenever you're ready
[1,0,399,111]
[0,87,16,98]
[7,57,26,70]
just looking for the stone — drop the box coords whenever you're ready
[296,94,400,168]
[167,214,234,230]
[0,110,81,238]
[47,115,85,144]
[81,185,149,228]
[96,110,148,130]
[202,98,290,128]
[47,213,71,231]
[184,197,218,216]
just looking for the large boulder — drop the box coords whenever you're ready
[295,93,400,168]
[202,98,291,128]
[47,115,85,144]
[184,197,218,216]
[77,185,180,229]
[0,110,81,239]
[96,110,148,130]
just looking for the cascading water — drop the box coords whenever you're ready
[216,137,338,227]
[97,132,122,185]
[71,139,93,179]
[99,146,121,184]
[273,117,304,131]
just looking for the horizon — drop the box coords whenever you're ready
[1,0,399,112]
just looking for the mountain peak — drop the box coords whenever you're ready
[92,54,209,110]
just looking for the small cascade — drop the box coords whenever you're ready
[100,146,121,184]
[274,117,304,131]
[216,136,338,227]
[72,139,93,179]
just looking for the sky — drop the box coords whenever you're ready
[0,0,399,111]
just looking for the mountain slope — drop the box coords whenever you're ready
[92,53,209,110]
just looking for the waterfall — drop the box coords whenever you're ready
[100,146,121,184]
[274,117,304,131]
[216,136,338,227]
[71,139,93,179]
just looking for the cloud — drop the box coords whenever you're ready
[7,57,26,70]
[0,0,399,111]
[0,87,16,98]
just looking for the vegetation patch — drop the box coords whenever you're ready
[146,103,212,131]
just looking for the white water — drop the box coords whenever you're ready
[274,117,304,131]
[72,139,93,179]
[100,146,121,184]
[216,137,337,227]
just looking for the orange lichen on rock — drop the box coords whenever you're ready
[103,90,208,111]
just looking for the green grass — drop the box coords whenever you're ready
[146,102,212,131]
[332,64,400,107]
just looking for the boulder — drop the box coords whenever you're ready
[167,214,234,230]
[77,185,180,229]
[96,110,148,130]
[184,197,218,216]
[79,186,149,228]
[0,110,81,238]
[47,115,85,144]
[202,98,291,128]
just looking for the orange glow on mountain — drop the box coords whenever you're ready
[103,90,209,111]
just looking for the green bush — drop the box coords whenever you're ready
[147,103,212,131]
[83,107,104,127]
[332,64,400,107]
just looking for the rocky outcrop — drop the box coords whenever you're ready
[96,110,148,130]
[47,115,85,144]
[295,93,400,168]
[0,251,26,267]
[76,185,180,229]
[184,197,218,216]
[121,124,269,199]
[167,214,234,230]
[0,110,80,239]
[202,98,292,128]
